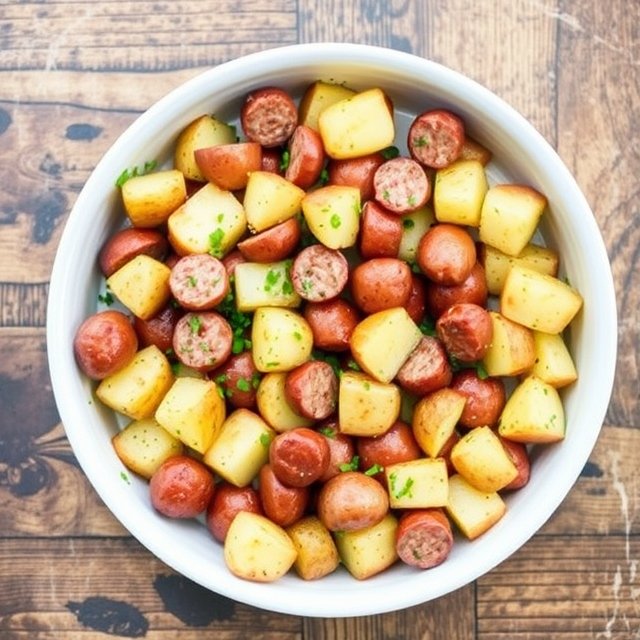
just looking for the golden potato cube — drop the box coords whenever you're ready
[350,307,423,383]
[446,474,506,540]
[167,182,246,257]
[112,418,184,479]
[174,114,237,182]
[243,171,305,233]
[412,388,467,457]
[155,377,225,453]
[203,408,274,487]
[286,516,340,580]
[498,375,565,443]
[459,136,493,166]
[121,169,186,228]
[434,159,488,227]
[251,307,313,373]
[530,330,578,388]
[318,88,395,159]
[256,372,313,432]
[299,81,356,131]
[224,511,297,583]
[397,206,436,264]
[501,264,583,334]
[385,458,449,509]
[301,185,361,249]
[334,513,398,580]
[482,311,536,377]
[106,254,171,320]
[479,184,547,256]
[450,426,518,493]
[233,261,301,312]
[479,242,559,295]
[338,371,401,437]
[96,345,173,420]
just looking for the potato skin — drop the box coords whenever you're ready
[317,471,389,531]
[74,310,138,380]
[149,455,215,518]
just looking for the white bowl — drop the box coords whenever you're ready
[47,43,617,617]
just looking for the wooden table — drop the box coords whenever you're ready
[1,1,637,637]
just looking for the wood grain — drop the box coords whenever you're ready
[0,0,638,637]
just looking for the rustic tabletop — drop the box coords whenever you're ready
[0,0,637,638]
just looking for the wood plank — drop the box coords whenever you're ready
[0,1,296,72]
[554,0,640,429]
[477,535,640,638]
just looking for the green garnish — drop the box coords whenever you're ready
[187,275,197,287]
[319,167,329,185]
[115,159,158,187]
[339,455,360,473]
[319,426,336,439]
[413,136,428,148]
[279,149,291,171]
[402,218,415,229]
[264,269,282,292]
[208,228,225,258]
[364,463,384,476]
[389,473,414,499]
[380,146,400,160]
[418,317,436,336]
[259,433,271,447]
[330,213,342,229]
[98,291,114,305]
[188,315,203,334]
[236,377,251,392]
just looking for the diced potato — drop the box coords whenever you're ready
[106,254,171,320]
[350,307,423,383]
[412,388,467,457]
[301,185,361,249]
[446,474,506,540]
[167,182,246,257]
[234,261,301,312]
[299,81,356,131]
[224,511,297,582]
[334,513,398,580]
[530,330,578,388]
[338,371,401,437]
[121,169,186,228]
[251,307,313,373]
[459,136,493,166]
[112,418,184,479]
[256,372,313,432]
[286,516,340,580]
[96,345,173,420]
[498,374,565,443]
[479,184,547,256]
[501,265,583,334]
[482,311,536,377]
[203,408,274,487]
[450,426,518,493]
[318,88,395,159]
[479,242,559,295]
[397,206,436,264]
[433,159,488,227]
[174,114,237,182]
[155,377,226,454]
[385,458,449,509]
[243,171,305,233]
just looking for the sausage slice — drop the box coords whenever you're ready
[373,157,431,214]
[169,254,229,310]
[396,509,454,569]
[285,360,338,420]
[291,244,349,302]
[408,109,465,169]
[172,311,233,372]
[241,87,298,148]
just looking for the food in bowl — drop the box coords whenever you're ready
[71,74,584,584]
[47,43,616,616]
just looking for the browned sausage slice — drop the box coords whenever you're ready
[237,217,301,263]
[221,249,246,276]
[317,422,356,482]
[417,223,476,286]
[359,200,403,259]
[327,152,385,201]
[303,298,360,352]
[285,125,325,189]
[357,421,422,476]
[134,304,182,354]
[436,302,493,362]
[405,274,427,324]
[373,157,431,214]
[396,509,453,569]
[172,311,233,372]
[258,463,309,527]
[284,360,338,420]
[351,257,412,314]
[291,244,349,302]
[206,482,263,542]
[99,227,168,277]
[269,427,331,487]
[425,262,488,318]
[210,351,260,409]
[241,87,298,148]
[450,369,506,429]
[408,109,465,169]
[396,336,453,396]
[169,254,229,311]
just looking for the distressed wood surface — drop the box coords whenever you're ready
[0,0,637,638]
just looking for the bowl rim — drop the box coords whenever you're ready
[47,42,618,617]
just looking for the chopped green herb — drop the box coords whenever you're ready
[188,315,203,334]
[389,472,414,499]
[251,372,261,389]
[319,167,329,185]
[409,261,422,274]
[319,426,336,439]
[330,213,342,229]
[120,471,131,484]
[402,218,415,229]
[339,455,360,473]
[364,463,384,476]
[293,331,302,341]
[407,194,416,207]
[363,381,371,391]
[280,149,291,171]
[265,361,280,368]
[382,189,391,201]
[418,317,436,336]
[98,291,114,305]
[282,278,294,295]
[301,279,313,295]
[208,228,225,258]
[164,347,174,357]
[232,334,250,354]
[259,433,271,448]
[264,269,282,292]
[217,213,225,223]
[346,359,361,371]
[187,275,197,287]
[380,145,400,160]
[413,136,428,148]
[214,373,228,385]
[236,377,251,392]
[115,159,158,187]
